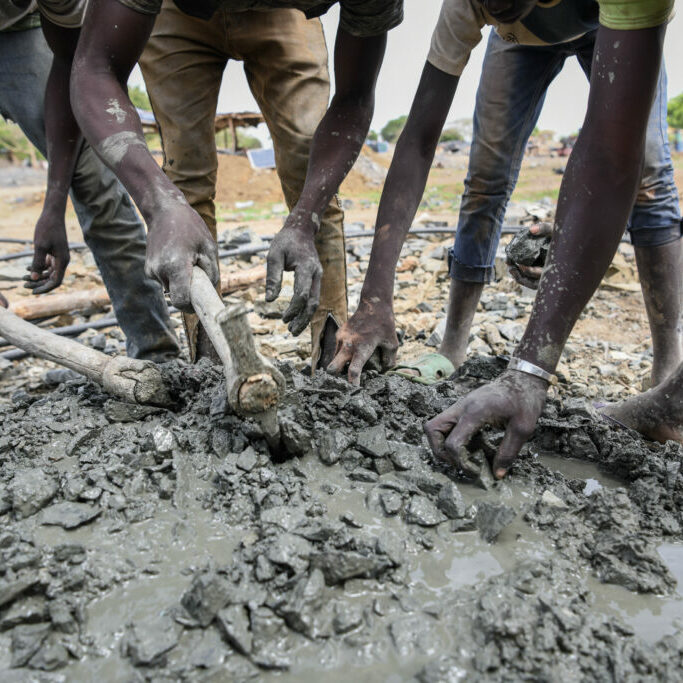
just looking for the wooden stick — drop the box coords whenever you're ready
[0,307,171,406]
[9,265,266,321]
[189,267,283,418]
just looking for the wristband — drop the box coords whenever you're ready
[508,357,558,386]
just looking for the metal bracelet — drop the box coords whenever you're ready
[507,357,558,386]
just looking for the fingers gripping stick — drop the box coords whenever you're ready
[190,267,285,420]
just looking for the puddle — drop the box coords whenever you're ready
[535,452,624,494]
[587,543,683,644]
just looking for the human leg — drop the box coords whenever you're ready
[441,34,566,367]
[628,65,681,385]
[236,9,347,369]
[0,28,178,361]
[139,0,227,360]
[602,360,683,443]
[577,45,682,386]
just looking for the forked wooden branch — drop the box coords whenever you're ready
[190,267,285,419]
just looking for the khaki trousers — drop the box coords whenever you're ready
[139,2,347,367]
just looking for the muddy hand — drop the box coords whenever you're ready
[265,214,322,336]
[424,370,547,479]
[24,209,70,295]
[507,222,552,290]
[145,204,218,313]
[327,298,398,385]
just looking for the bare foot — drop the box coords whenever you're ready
[600,362,683,443]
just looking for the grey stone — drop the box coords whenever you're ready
[317,430,351,466]
[265,533,313,574]
[437,482,467,519]
[389,443,422,471]
[388,614,435,656]
[541,490,568,509]
[0,596,48,630]
[42,369,81,386]
[405,496,447,527]
[41,503,101,529]
[475,502,516,542]
[181,571,233,627]
[355,425,391,459]
[505,229,550,266]
[10,622,51,667]
[280,416,312,456]
[276,569,325,635]
[399,470,451,496]
[380,490,403,516]
[311,550,395,585]
[0,576,40,610]
[260,505,306,532]
[417,655,468,682]
[236,446,259,472]
[0,486,10,515]
[28,639,69,671]
[427,319,447,347]
[9,470,57,519]
[333,604,363,634]
[151,425,175,454]
[348,468,379,483]
[124,615,181,666]
[216,604,252,655]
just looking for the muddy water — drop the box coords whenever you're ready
[1,360,682,680]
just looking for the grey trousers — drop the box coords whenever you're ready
[0,26,179,361]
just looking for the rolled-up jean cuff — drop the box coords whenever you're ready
[629,223,682,248]
[448,248,495,284]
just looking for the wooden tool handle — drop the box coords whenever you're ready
[190,266,284,416]
[0,307,170,406]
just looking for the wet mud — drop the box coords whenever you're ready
[0,356,682,681]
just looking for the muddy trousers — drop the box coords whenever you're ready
[0,27,179,361]
[139,3,347,367]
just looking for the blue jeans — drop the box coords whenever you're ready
[0,27,179,361]
[450,30,682,283]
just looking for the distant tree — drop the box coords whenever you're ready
[367,130,379,142]
[380,115,408,143]
[237,130,262,150]
[439,127,463,143]
[668,92,683,129]
[128,85,151,111]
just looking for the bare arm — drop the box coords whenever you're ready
[425,24,667,478]
[68,0,217,310]
[328,62,459,383]
[26,19,81,294]
[265,28,387,336]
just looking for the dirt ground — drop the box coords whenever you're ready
[0,149,682,679]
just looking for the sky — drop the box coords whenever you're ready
[129,2,683,139]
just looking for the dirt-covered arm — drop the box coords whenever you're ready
[26,19,82,294]
[327,62,458,383]
[265,28,387,336]
[68,0,217,311]
[425,24,667,479]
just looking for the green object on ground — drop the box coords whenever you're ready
[387,352,456,385]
